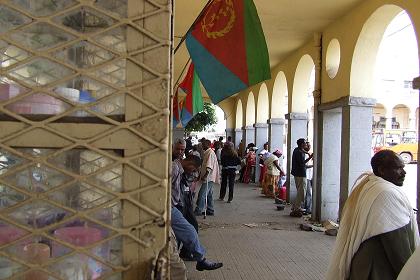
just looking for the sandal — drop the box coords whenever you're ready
[290,210,303,217]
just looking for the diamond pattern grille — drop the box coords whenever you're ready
[0,0,171,279]
[9,22,76,51]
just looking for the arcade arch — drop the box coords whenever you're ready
[291,54,315,113]
[373,103,386,128]
[271,71,288,119]
[351,5,406,98]
[256,83,269,123]
[246,92,256,126]
[343,5,420,217]
[392,104,410,129]
[236,99,243,129]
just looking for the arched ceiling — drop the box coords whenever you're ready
[174,0,364,86]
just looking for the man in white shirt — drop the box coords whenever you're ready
[194,139,220,216]
[304,141,313,213]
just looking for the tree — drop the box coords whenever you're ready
[185,103,217,132]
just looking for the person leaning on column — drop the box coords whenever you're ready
[171,139,223,273]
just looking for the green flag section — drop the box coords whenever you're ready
[186,0,270,104]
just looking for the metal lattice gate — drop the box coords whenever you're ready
[0,0,172,279]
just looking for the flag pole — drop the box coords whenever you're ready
[174,0,214,54]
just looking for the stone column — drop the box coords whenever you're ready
[285,113,308,203]
[268,118,285,152]
[172,127,185,143]
[234,129,242,151]
[243,125,255,146]
[225,128,234,143]
[254,122,269,185]
[340,97,375,217]
[254,123,269,149]
[316,108,342,222]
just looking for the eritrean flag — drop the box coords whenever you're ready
[172,89,180,128]
[179,62,204,127]
[186,0,270,104]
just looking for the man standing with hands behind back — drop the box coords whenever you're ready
[290,138,313,217]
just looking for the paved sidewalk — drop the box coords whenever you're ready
[185,182,336,280]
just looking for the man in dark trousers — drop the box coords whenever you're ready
[172,140,223,271]
[290,138,313,216]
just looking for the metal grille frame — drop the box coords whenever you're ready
[0,0,172,279]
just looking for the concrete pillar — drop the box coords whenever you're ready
[254,123,269,149]
[234,129,242,151]
[340,99,375,217]
[285,113,308,202]
[268,118,285,152]
[172,127,185,143]
[243,125,255,146]
[225,128,234,144]
[254,122,269,184]
[317,109,342,222]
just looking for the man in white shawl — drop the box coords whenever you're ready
[326,150,419,280]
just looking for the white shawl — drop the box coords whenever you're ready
[326,173,420,280]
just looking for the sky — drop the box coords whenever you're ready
[375,11,419,81]
[213,105,226,133]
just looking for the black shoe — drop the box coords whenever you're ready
[275,198,285,204]
[227,200,231,203]
[203,211,214,216]
[196,258,223,271]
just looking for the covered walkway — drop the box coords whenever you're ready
[185,182,335,280]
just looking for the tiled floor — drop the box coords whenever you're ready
[185,183,336,280]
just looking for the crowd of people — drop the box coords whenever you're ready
[170,134,419,280]
[235,137,314,217]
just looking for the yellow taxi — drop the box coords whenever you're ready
[386,142,418,164]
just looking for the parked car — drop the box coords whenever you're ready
[384,142,418,164]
